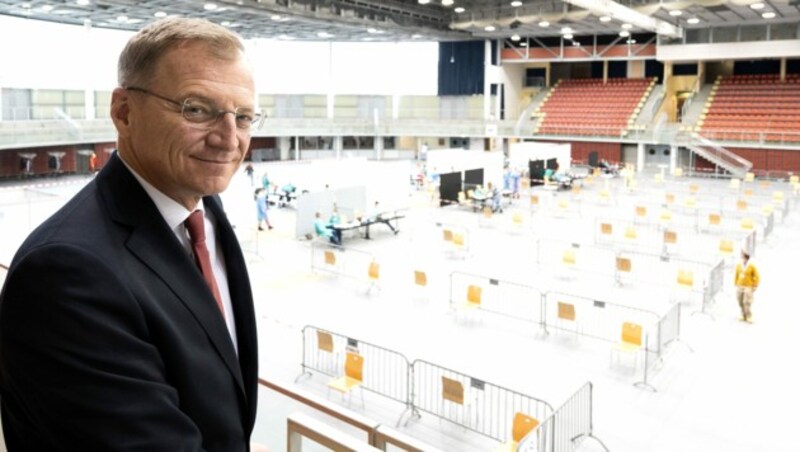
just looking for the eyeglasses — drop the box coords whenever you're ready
[125,86,264,131]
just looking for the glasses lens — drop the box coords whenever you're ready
[182,98,215,124]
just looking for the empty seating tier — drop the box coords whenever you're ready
[698,74,800,144]
[535,77,655,137]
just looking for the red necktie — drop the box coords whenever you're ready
[185,210,225,319]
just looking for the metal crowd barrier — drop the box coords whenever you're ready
[534,238,723,306]
[593,217,756,264]
[295,326,594,447]
[449,271,544,323]
[518,382,609,452]
[310,241,377,281]
[297,325,412,421]
[542,291,682,390]
[408,359,554,443]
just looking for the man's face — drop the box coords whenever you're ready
[113,41,255,209]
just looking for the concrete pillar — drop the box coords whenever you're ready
[636,142,646,172]
[279,136,291,161]
[780,58,787,82]
[484,40,493,120]
[85,89,95,120]
[603,60,608,83]
[334,136,343,159]
[375,136,383,160]
[670,144,679,174]
[294,136,300,161]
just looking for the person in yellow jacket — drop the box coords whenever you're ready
[734,250,759,323]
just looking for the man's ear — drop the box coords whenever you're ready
[110,88,132,137]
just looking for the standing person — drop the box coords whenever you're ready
[0,18,261,450]
[244,162,254,186]
[254,187,273,231]
[734,250,760,323]
[261,171,270,191]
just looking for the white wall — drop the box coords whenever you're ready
[657,39,800,61]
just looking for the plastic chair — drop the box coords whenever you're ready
[316,330,340,374]
[611,322,643,369]
[324,250,337,266]
[635,205,647,218]
[414,270,427,287]
[557,301,578,338]
[624,226,637,241]
[740,217,754,230]
[495,412,540,452]
[737,200,748,211]
[327,351,365,408]
[441,377,476,427]
[600,222,613,236]
[367,260,380,294]
[708,213,721,226]
[443,229,453,242]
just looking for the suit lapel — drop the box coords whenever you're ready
[96,154,245,396]
[205,196,259,428]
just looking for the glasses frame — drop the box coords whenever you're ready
[125,86,264,131]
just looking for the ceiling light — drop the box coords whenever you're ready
[154,11,167,18]
[270,14,281,21]
[520,42,528,46]
[20,2,31,8]
[599,15,611,22]
[687,17,700,24]
[511,1,523,6]
[621,23,633,29]
[367,27,378,33]
[573,41,580,46]
[221,21,230,26]
[76,0,90,5]
[228,23,240,27]
[203,3,217,11]
[418,0,430,4]
[561,27,573,34]
[762,11,775,18]
[564,33,573,39]
[411,34,422,39]
[317,31,333,38]
[511,34,521,41]
[750,2,765,10]
[455,6,465,13]
[538,20,549,27]
[116,15,128,22]
[619,30,630,37]
[627,38,637,44]
[41,5,54,12]
[442,0,454,5]
[485,25,496,31]
[669,10,682,16]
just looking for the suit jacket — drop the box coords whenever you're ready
[0,153,258,451]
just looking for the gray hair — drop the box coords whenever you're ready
[118,17,245,88]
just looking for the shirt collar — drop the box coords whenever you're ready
[119,156,204,230]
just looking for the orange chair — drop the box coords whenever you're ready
[327,351,365,407]
[495,412,541,452]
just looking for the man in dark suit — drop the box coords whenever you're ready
[0,18,261,450]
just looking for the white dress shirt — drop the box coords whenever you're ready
[120,159,238,353]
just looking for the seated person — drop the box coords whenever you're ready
[362,201,398,238]
[598,159,619,176]
[329,205,342,225]
[543,168,556,185]
[487,181,502,213]
[279,182,297,206]
[314,211,342,246]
